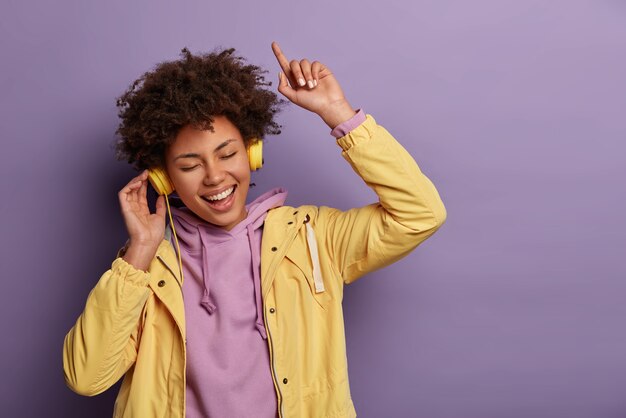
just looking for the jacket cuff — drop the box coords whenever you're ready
[330,108,366,138]
[336,113,378,151]
[111,257,151,287]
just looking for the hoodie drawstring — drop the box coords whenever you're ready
[247,223,268,339]
[194,223,268,339]
[198,232,217,314]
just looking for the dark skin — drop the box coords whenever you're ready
[120,42,357,271]
[270,41,357,130]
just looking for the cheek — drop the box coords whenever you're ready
[171,172,199,197]
[239,167,251,182]
[233,157,251,182]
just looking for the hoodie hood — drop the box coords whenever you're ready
[169,187,288,339]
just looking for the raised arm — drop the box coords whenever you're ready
[271,42,447,285]
[321,113,447,284]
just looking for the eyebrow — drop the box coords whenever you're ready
[174,139,237,161]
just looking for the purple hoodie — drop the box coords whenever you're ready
[170,187,287,418]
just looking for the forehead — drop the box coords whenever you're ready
[169,116,243,152]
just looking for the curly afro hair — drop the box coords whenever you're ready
[114,46,289,170]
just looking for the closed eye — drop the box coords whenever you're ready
[180,165,198,172]
[222,152,237,160]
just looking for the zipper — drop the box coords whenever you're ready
[181,331,187,418]
[262,212,310,418]
[156,253,186,417]
[264,308,285,418]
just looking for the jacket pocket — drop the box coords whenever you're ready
[284,236,332,311]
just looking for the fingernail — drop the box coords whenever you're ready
[307,80,314,88]
[314,79,318,86]
[298,78,306,86]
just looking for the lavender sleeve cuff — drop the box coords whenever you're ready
[330,108,366,138]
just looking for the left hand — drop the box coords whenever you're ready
[271,41,356,129]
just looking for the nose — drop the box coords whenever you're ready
[202,162,226,186]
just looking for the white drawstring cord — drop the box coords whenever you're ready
[305,223,325,293]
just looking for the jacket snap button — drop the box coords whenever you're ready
[287,221,293,225]
[158,280,166,287]
[271,247,277,252]
[293,211,298,215]
[269,308,275,314]
[283,378,288,384]
[303,214,310,223]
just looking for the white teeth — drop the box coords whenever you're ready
[205,186,235,201]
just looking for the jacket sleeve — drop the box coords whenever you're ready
[62,257,151,396]
[321,113,447,285]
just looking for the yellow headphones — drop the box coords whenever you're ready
[146,138,263,283]
[147,138,263,196]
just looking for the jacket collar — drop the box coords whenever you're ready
[260,206,318,299]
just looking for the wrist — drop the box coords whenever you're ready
[129,234,163,248]
[319,99,356,130]
[122,242,159,272]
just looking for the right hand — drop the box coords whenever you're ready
[118,170,166,250]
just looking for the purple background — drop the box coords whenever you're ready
[1,0,625,417]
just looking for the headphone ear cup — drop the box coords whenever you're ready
[147,167,175,195]
[247,139,263,171]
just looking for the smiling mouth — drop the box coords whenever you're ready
[203,185,235,201]
[201,185,237,211]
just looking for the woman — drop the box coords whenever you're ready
[63,41,447,417]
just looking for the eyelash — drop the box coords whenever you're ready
[180,152,237,171]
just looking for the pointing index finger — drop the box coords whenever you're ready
[271,41,290,74]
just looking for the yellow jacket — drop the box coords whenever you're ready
[63,114,447,417]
